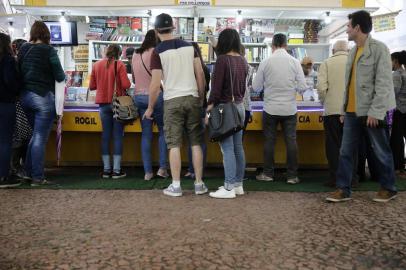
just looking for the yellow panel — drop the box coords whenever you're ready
[46,130,327,167]
[60,112,157,133]
[247,111,324,131]
[33,0,47,6]
[47,111,327,167]
[342,0,365,8]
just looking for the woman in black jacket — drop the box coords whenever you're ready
[0,33,21,188]
[18,21,65,186]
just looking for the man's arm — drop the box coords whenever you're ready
[89,66,97,90]
[368,45,394,121]
[144,69,162,120]
[295,61,308,94]
[252,61,265,92]
[194,58,206,100]
[316,61,328,104]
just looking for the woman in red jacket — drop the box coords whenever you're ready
[90,44,131,179]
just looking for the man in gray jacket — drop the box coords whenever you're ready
[326,10,397,203]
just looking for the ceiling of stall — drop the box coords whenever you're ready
[10,5,377,20]
[5,5,377,39]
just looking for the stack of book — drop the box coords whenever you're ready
[304,20,320,43]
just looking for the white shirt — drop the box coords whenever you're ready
[150,39,199,101]
[252,49,307,115]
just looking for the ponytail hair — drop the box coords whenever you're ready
[400,50,406,67]
[105,44,121,68]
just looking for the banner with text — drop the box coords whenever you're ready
[175,0,213,6]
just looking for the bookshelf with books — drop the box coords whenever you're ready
[287,43,331,64]
[88,40,142,73]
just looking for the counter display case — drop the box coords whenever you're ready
[46,101,327,167]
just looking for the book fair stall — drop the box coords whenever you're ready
[5,0,373,167]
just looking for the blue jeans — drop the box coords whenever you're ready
[219,104,246,190]
[99,104,124,172]
[0,103,16,177]
[20,91,55,180]
[133,93,167,173]
[263,112,298,178]
[337,113,397,196]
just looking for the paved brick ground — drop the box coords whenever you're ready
[0,190,405,270]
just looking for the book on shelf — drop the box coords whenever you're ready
[197,43,210,63]
[65,71,84,88]
[92,43,140,61]
[65,87,89,103]
[73,45,89,60]
[86,32,103,41]
[244,47,269,63]
[287,47,308,62]
[106,18,118,28]
[131,18,142,30]
[288,38,304,45]
[75,63,89,72]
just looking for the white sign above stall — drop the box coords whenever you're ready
[373,12,397,33]
[175,0,213,6]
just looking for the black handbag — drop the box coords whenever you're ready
[208,58,244,142]
[112,61,138,124]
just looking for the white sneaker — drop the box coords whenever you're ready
[163,184,183,197]
[287,177,300,184]
[234,186,245,195]
[256,173,274,181]
[209,187,236,199]
[216,186,244,195]
[194,183,208,195]
[144,173,154,181]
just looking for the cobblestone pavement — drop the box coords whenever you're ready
[0,190,405,270]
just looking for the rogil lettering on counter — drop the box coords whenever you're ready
[75,117,97,125]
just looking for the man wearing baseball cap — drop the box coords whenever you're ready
[144,13,208,197]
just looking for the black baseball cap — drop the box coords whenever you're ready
[154,13,174,31]
[125,47,135,57]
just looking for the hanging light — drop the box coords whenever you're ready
[324,11,332,24]
[85,16,90,24]
[59,12,66,23]
[8,21,14,35]
[148,10,155,25]
[236,10,243,23]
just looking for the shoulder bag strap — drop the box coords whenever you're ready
[227,57,235,102]
[113,60,118,97]
[141,52,163,90]
[140,53,152,77]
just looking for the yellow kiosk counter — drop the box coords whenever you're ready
[45,101,327,168]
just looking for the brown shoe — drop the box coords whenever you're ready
[325,189,351,203]
[372,189,397,203]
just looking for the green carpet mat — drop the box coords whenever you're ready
[13,168,406,192]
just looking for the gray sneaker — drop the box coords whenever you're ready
[194,183,208,195]
[163,184,183,197]
[287,177,300,184]
[256,173,274,181]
